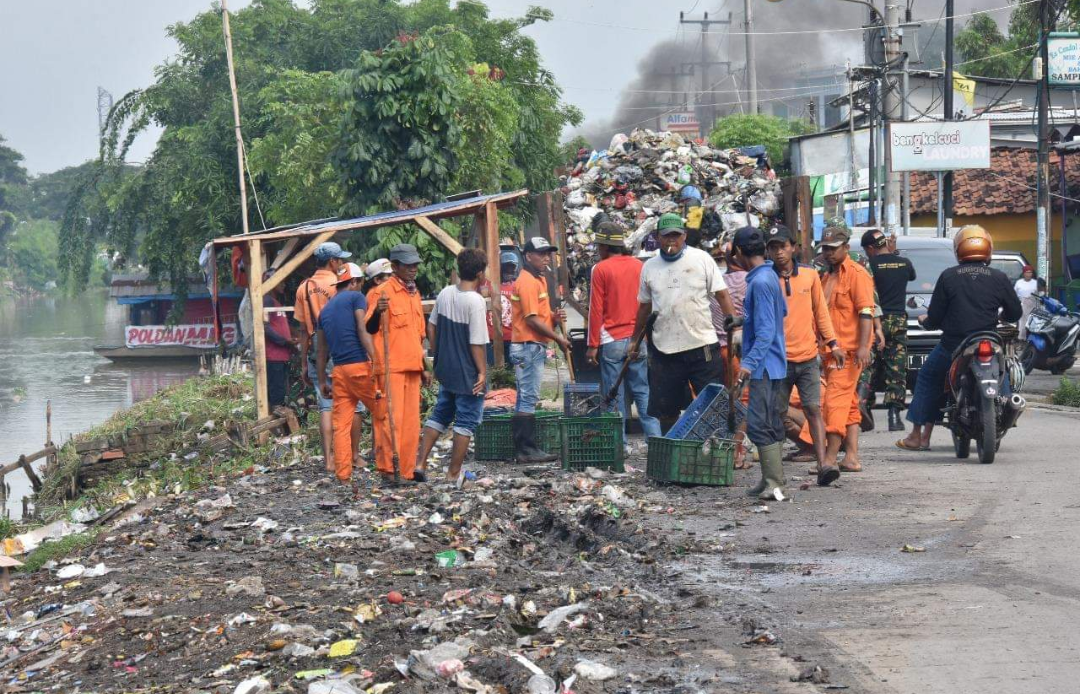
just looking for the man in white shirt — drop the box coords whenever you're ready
[632,213,736,430]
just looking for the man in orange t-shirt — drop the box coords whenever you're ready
[366,243,431,483]
[765,225,844,486]
[798,227,875,475]
[510,237,569,463]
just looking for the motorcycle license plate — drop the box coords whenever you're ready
[908,354,925,368]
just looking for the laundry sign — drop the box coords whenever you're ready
[886,120,990,172]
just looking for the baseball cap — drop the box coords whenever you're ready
[765,224,795,246]
[820,226,851,248]
[315,241,352,262]
[860,229,887,249]
[499,250,519,267]
[594,222,626,247]
[365,258,392,279]
[733,226,765,252]
[656,212,686,236]
[336,262,363,284]
[523,236,557,253]
[389,243,421,265]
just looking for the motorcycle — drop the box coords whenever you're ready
[944,329,1026,465]
[1020,295,1080,375]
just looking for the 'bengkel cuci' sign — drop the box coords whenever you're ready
[887,120,990,172]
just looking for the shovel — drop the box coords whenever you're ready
[381,310,401,485]
[601,312,658,411]
[726,324,738,435]
[557,313,576,383]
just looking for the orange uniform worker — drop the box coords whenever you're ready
[798,227,875,474]
[365,243,431,483]
[314,263,384,484]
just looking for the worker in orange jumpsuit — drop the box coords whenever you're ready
[366,244,431,483]
[798,227,875,476]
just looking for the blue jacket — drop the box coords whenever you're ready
[741,261,788,380]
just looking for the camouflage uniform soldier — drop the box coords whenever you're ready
[860,230,915,432]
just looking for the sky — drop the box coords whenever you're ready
[0,0,1006,175]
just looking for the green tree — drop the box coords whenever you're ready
[26,161,100,221]
[61,0,580,306]
[708,114,815,172]
[955,3,1039,80]
[0,135,29,219]
[6,220,59,290]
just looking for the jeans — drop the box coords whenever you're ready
[599,338,662,438]
[747,377,787,447]
[510,342,546,414]
[907,342,950,426]
[425,388,485,437]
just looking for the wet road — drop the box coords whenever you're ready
[714,404,1080,693]
[0,293,197,516]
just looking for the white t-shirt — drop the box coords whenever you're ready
[638,246,727,354]
[1014,278,1038,301]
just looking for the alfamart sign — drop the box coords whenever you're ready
[887,120,991,172]
[126,323,238,349]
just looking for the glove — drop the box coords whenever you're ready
[731,328,743,358]
[723,314,744,331]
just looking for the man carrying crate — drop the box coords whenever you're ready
[729,227,789,500]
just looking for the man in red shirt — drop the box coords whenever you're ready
[586,223,662,439]
[498,251,519,366]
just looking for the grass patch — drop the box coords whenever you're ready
[1051,378,1080,407]
[0,517,16,541]
[19,530,100,573]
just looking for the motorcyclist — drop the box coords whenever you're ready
[897,225,1022,451]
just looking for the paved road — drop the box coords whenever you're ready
[705,404,1080,693]
[1020,362,1080,402]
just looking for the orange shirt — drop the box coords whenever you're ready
[822,256,876,352]
[775,265,837,363]
[294,267,339,336]
[511,268,554,344]
[365,277,426,373]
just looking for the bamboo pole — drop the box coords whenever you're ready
[221,0,250,236]
[482,202,504,367]
[248,239,270,418]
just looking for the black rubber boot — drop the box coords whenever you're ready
[888,405,905,432]
[857,383,875,432]
[513,414,558,463]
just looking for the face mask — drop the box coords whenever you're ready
[659,247,685,262]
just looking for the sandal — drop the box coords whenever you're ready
[817,465,840,487]
[895,439,929,452]
[839,460,862,472]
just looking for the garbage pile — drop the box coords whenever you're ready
[561,129,782,303]
[1,438,736,693]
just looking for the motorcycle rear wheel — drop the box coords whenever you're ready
[1019,342,1036,375]
[976,397,997,465]
[952,429,971,459]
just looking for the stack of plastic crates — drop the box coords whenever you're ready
[646,384,742,486]
[560,413,624,472]
[474,410,561,461]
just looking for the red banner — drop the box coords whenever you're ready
[125,323,238,349]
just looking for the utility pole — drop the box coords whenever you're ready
[680,11,733,136]
[744,0,758,114]
[942,0,955,236]
[1036,0,1053,282]
[221,0,250,236]
[883,3,903,237]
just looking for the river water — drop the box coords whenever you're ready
[0,292,198,517]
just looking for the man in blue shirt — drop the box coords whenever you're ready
[315,262,383,485]
[729,227,789,500]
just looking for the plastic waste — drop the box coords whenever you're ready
[574,659,617,681]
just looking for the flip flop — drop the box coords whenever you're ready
[817,465,840,487]
[895,439,929,452]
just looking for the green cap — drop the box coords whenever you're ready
[656,213,686,236]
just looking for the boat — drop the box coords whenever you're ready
[94,273,243,361]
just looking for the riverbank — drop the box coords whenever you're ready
[1,373,831,693]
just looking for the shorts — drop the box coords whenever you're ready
[424,388,485,437]
[308,360,367,415]
[646,342,723,420]
[779,359,821,410]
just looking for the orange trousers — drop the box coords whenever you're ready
[799,355,863,444]
[331,362,383,482]
[373,370,422,481]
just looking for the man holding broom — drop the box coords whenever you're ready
[366,244,431,484]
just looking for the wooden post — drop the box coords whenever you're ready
[45,400,52,447]
[483,202,504,367]
[797,176,814,265]
[248,239,270,419]
[221,0,250,236]
[17,456,41,493]
[414,216,464,255]
[259,229,337,295]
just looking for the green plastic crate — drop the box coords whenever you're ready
[560,414,624,472]
[646,437,735,486]
[474,411,561,461]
